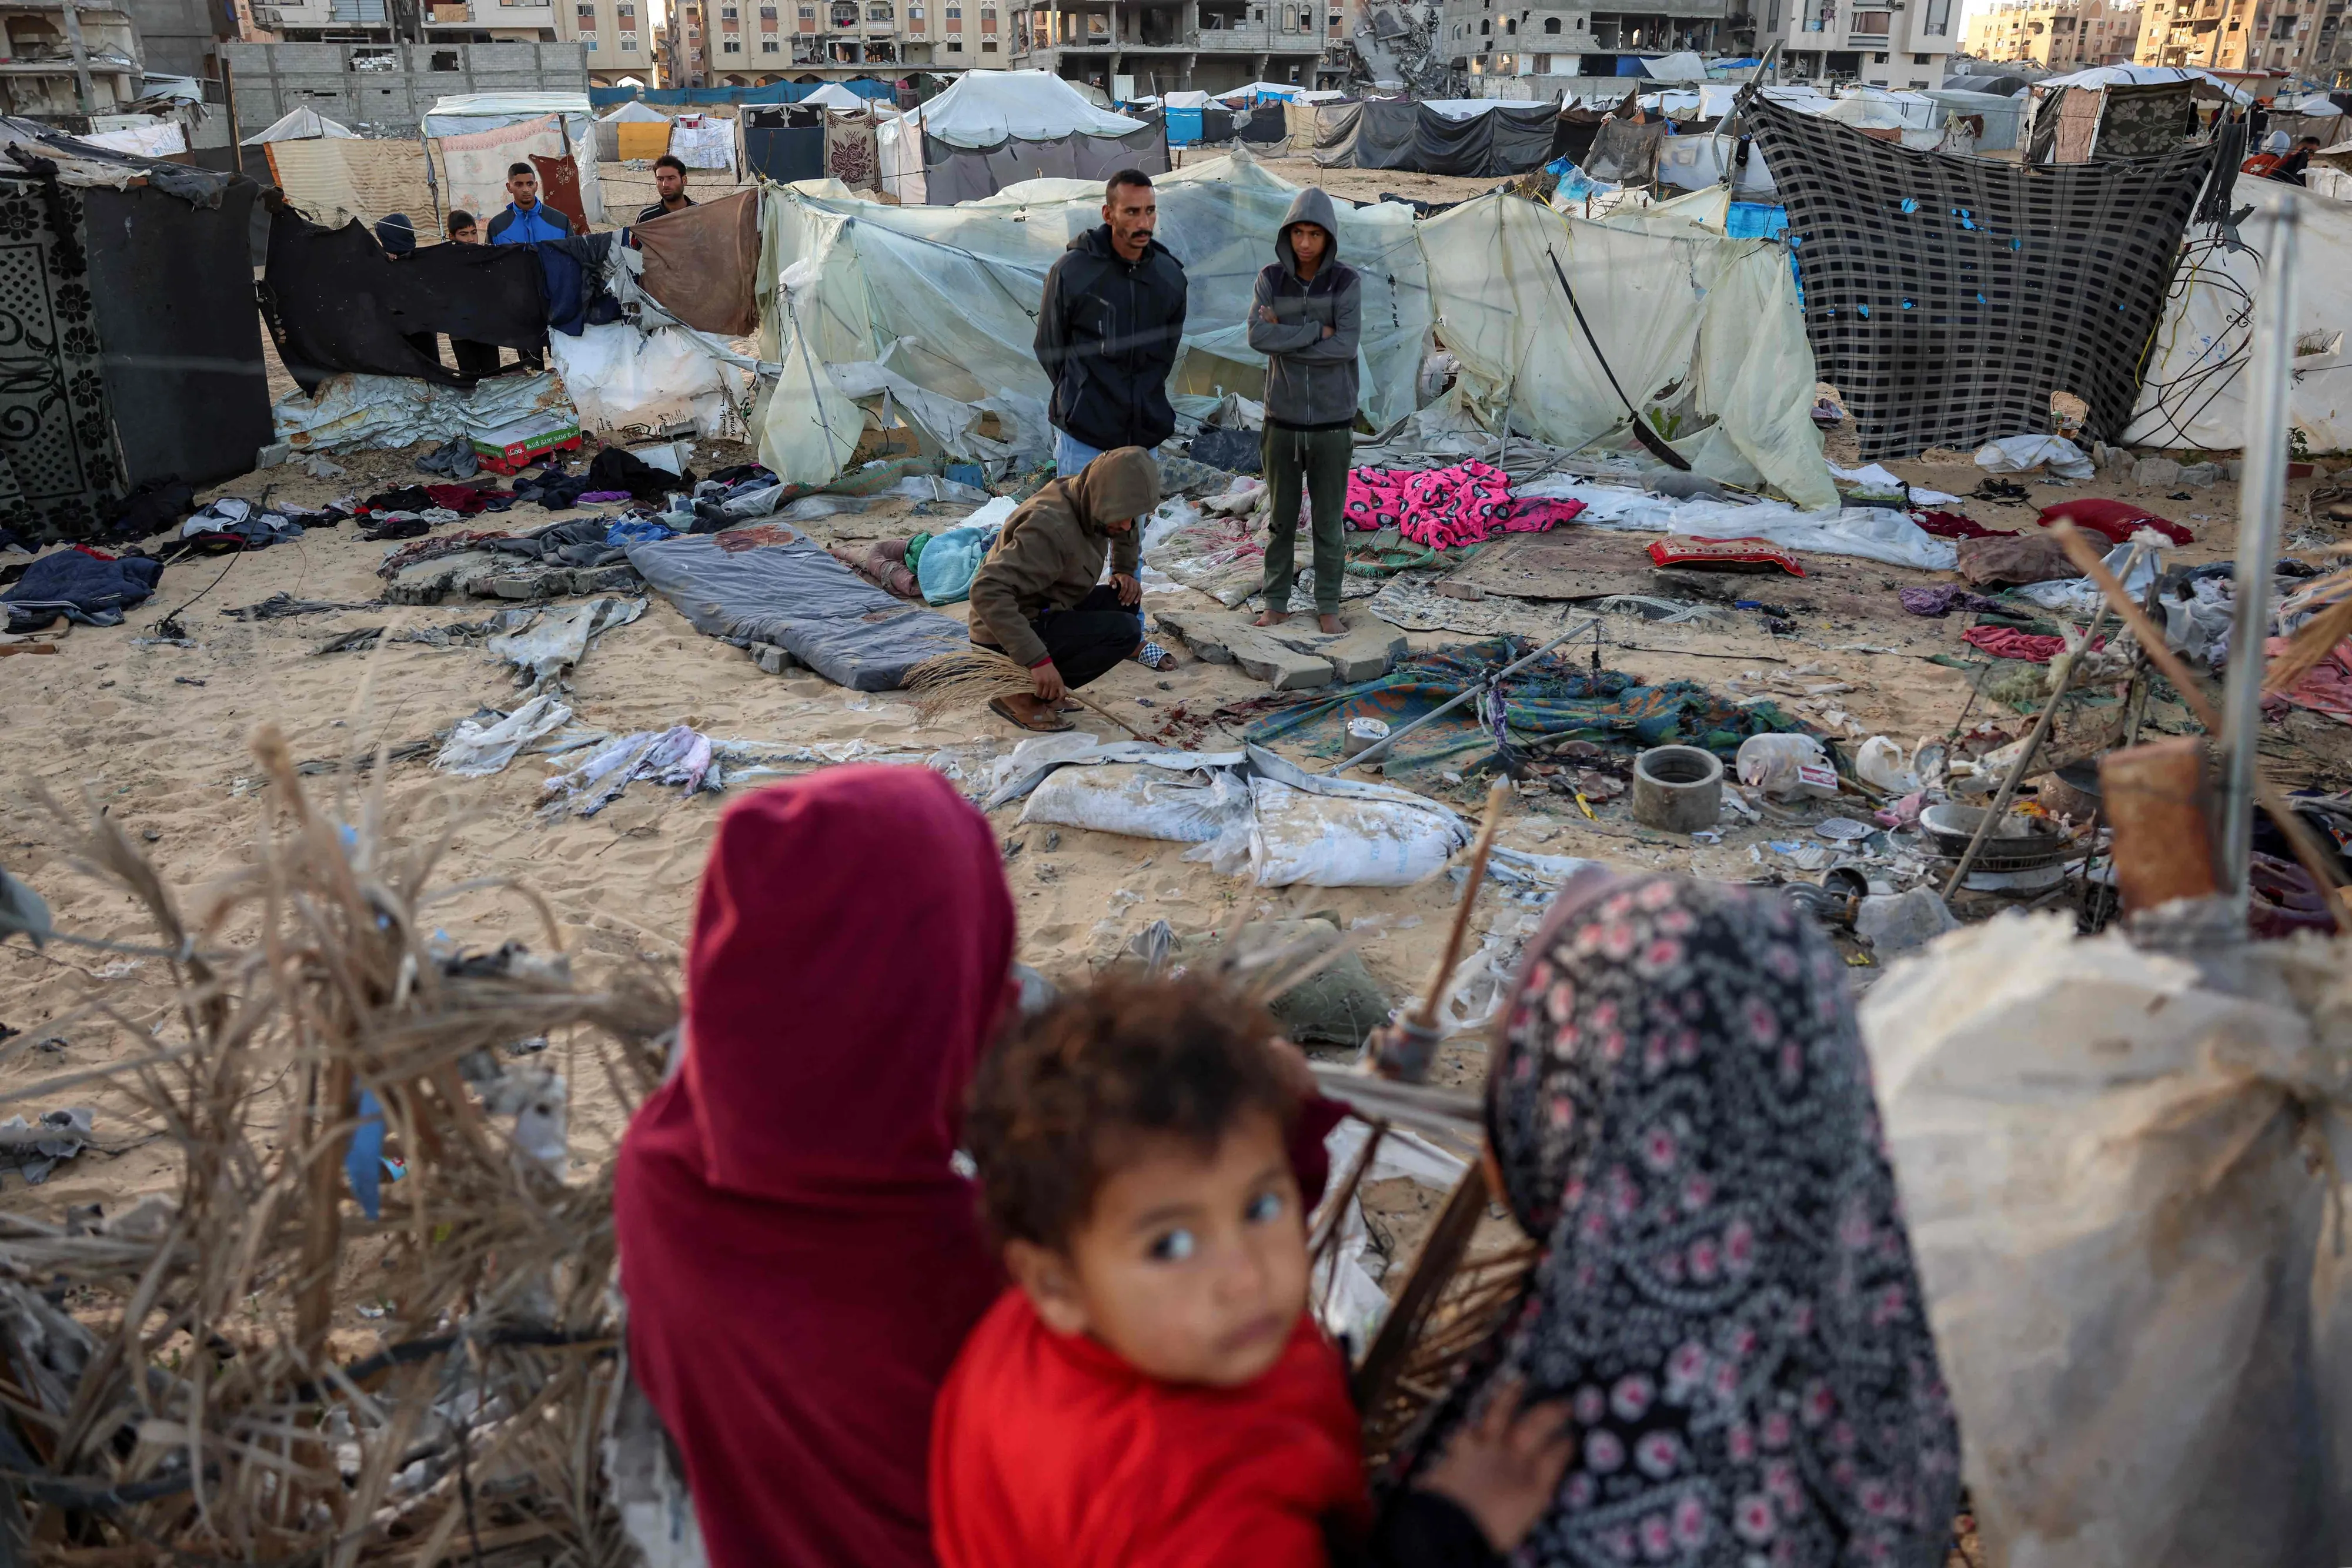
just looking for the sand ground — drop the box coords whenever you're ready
[8,157,2351,1315]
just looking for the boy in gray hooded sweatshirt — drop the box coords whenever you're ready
[1247,187,1361,633]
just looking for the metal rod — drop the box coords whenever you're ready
[1938,609,2103,902]
[2217,202,2301,920]
[1324,618,1596,775]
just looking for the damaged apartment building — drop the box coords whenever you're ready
[1010,0,1347,94]
[0,0,143,118]
[1436,0,1743,76]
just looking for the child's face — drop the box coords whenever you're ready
[1010,1111,1308,1389]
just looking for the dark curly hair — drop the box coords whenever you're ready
[965,975,1300,1252]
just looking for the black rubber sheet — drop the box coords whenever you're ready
[84,182,272,491]
[625,521,971,690]
[1312,101,1558,176]
[920,115,1168,204]
[259,206,550,394]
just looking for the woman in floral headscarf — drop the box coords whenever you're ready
[1391,872,1962,1568]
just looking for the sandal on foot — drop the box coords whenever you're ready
[991,695,1074,733]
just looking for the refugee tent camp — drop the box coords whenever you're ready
[425,91,609,229]
[249,105,441,237]
[876,69,1168,204]
[595,98,670,162]
[1311,98,1560,176]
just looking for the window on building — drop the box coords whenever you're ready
[1921,0,1952,33]
[983,35,997,44]
[620,29,638,43]
[1872,48,1887,58]
[762,34,780,45]
[720,4,736,14]
[584,34,599,45]
[723,34,741,45]
[431,46,461,65]
[1766,0,1779,28]
[1542,14,1558,28]
[1329,7,1341,26]
[869,3,891,18]
[908,3,921,16]
[948,34,963,45]
[799,4,812,13]
[1479,17,1488,31]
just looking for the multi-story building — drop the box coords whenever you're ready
[0,0,143,117]
[1749,0,1956,85]
[662,0,702,81]
[1007,0,1337,95]
[556,0,652,79]
[1963,0,2137,64]
[2136,0,2344,75]
[1439,0,1738,69]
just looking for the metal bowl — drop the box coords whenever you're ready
[1918,801,2069,867]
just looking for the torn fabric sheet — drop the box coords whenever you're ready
[435,693,574,777]
[1515,480,1959,570]
[273,372,574,455]
[488,595,645,688]
[543,726,719,815]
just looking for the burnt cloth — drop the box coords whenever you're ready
[260,206,549,393]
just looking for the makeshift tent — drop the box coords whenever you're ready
[263,135,442,238]
[2026,76,2196,162]
[801,82,865,111]
[742,104,824,182]
[1924,88,2027,153]
[242,105,356,144]
[0,123,272,539]
[667,113,736,172]
[1751,98,2213,460]
[594,98,668,162]
[755,155,1428,480]
[875,68,1166,204]
[1641,51,1708,81]
[1655,130,1775,193]
[2127,180,2352,454]
[1215,82,1299,105]
[1312,99,1557,175]
[2032,62,2251,103]
[1941,72,2030,97]
[424,93,607,227]
[1418,193,1833,510]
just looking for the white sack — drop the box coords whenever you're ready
[1017,761,1250,842]
[1860,913,2352,1568]
[1974,433,2093,479]
[1247,776,1468,888]
[550,322,740,440]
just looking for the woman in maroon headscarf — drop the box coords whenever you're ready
[614,767,1016,1568]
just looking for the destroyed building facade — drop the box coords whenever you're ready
[0,0,142,118]
[1750,0,1955,86]
[1438,0,1735,65]
[220,39,589,131]
[2134,0,2346,76]
[1008,0,1342,93]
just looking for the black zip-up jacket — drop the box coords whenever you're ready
[1034,223,1188,453]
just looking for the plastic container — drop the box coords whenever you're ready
[1735,733,1838,801]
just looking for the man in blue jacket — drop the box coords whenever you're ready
[486,161,572,244]
[1034,169,1188,477]
[1247,186,1359,633]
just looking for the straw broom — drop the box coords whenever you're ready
[905,647,1149,740]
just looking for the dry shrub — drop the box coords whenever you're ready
[1,723,677,1566]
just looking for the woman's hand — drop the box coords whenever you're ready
[1416,1382,1576,1553]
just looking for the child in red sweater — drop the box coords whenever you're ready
[932,976,1572,1568]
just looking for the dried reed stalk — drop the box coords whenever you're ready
[904,648,1145,740]
[2263,591,2352,699]
[2,723,677,1566]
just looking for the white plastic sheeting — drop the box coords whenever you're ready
[242,105,356,144]
[754,154,1432,483]
[902,68,1145,147]
[800,82,866,112]
[547,322,747,440]
[2033,62,2252,103]
[1860,914,2352,1568]
[272,372,576,453]
[1518,479,1956,569]
[1419,194,1837,510]
[2125,180,2352,454]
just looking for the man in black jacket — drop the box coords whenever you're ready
[1034,168,1188,477]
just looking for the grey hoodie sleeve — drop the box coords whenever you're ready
[1284,268,1361,366]
[1247,265,1327,355]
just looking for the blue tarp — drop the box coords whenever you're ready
[1726,201,1788,239]
[591,79,896,108]
[1164,105,1204,144]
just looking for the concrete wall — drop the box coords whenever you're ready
[125,0,235,79]
[221,39,588,135]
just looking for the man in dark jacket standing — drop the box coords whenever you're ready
[1248,186,1359,633]
[1035,169,1188,477]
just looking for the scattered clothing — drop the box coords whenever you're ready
[375,531,511,577]
[969,447,1157,673]
[1035,223,1189,454]
[2037,497,2193,546]
[1910,509,2014,540]
[616,770,1015,1568]
[1345,462,1582,550]
[542,724,713,813]
[1899,584,2004,617]
[1962,624,2094,663]
[831,537,922,599]
[1955,530,2079,587]
[102,477,196,540]
[223,592,380,621]
[417,435,482,479]
[179,496,308,551]
[1645,537,1806,577]
[587,443,689,504]
[3,546,164,631]
[1388,874,1961,1567]
[360,515,433,541]
[2266,633,2352,726]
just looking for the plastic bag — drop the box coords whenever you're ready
[1246,776,1468,887]
[1973,433,2094,480]
[1018,763,1248,844]
[1856,735,1920,793]
[1735,732,1838,800]
[1860,914,2352,1568]
[435,693,573,778]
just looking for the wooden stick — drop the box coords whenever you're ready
[2051,521,2347,931]
[1351,1159,1491,1412]
[1415,780,1512,1031]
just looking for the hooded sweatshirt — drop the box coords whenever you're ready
[1035,223,1190,452]
[967,446,1160,667]
[1247,188,1362,432]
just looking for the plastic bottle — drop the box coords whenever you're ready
[1735,733,1839,801]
